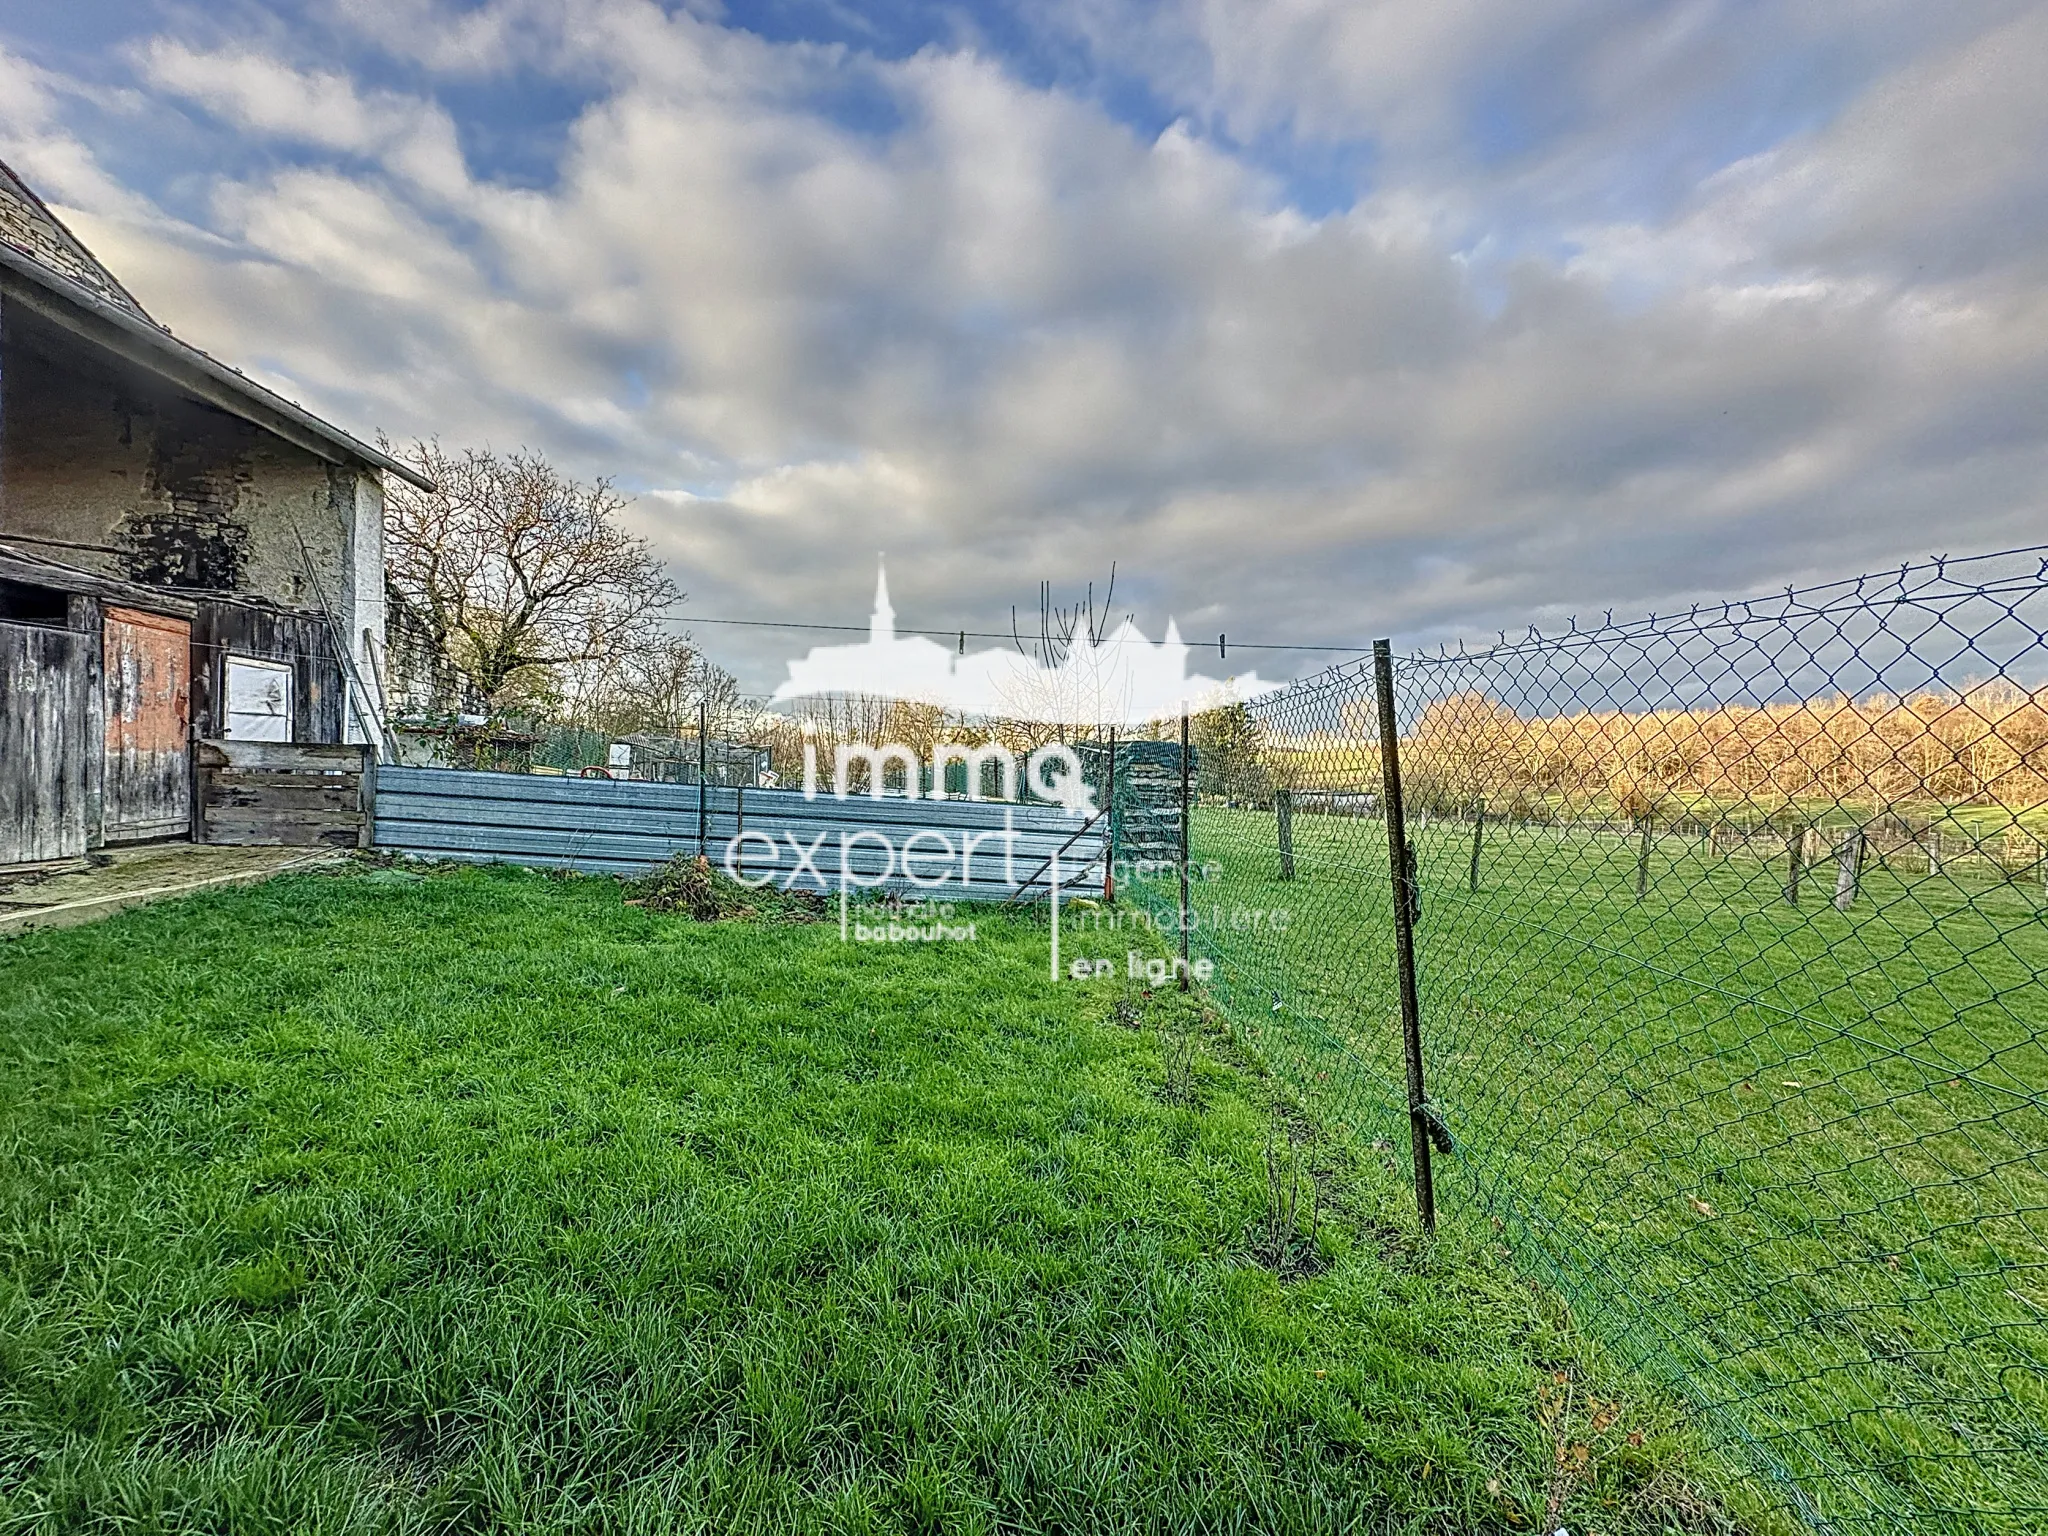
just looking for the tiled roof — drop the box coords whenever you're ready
[0,160,152,321]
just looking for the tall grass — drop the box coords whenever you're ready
[1179,803,2048,1535]
[0,863,1749,1533]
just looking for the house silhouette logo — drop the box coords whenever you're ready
[770,559,1279,727]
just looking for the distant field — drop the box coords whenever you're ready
[1169,803,2048,1535]
[0,862,1753,1533]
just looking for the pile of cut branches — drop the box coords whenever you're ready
[627,855,825,923]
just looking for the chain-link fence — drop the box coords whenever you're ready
[1168,549,2048,1534]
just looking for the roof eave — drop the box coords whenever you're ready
[0,243,435,492]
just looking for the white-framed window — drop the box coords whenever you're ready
[224,655,294,741]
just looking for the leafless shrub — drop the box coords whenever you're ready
[1262,1108,1323,1275]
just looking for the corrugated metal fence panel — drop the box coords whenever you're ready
[371,766,1105,899]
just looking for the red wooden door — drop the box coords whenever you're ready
[102,605,191,843]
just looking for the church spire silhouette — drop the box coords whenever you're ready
[870,555,895,645]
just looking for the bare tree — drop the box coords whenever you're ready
[538,631,745,746]
[620,635,710,738]
[1010,566,1127,669]
[883,700,950,764]
[383,441,681,708]
[659,644,745,741]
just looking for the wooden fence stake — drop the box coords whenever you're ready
[1784,824,1804,906]
[1635,817,1654,900]
[1469,797,1485,892]
[1276,786,1295,881]
[1834,827,1866,911]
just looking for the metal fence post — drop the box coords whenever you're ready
[698,697,709,857]
[1276,786,1295,881]
[1178,710,1193,990]
[1373,640,1436,1233]
[1103,727,1118,903]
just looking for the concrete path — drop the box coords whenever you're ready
[0,843,346,938]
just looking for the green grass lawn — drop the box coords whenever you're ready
[1168,805,2048,1536]
[0,861,1754,1534]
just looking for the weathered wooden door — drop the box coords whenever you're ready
[102,606,191,843]
[0,620,92,864]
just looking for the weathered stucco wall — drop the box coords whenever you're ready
[0,298,387,741]
[0,324,344,598]
[338,466,386,743]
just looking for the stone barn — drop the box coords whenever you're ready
[0,158,431,865]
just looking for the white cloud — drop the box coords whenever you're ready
[138,40,472,200]
[1,1,2045,690]
[0,47,161,221]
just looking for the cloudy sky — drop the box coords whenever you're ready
[3,0,2045,689]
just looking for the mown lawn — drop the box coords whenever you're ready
[1175,805,2048,1536]
[0,861,1751,1534]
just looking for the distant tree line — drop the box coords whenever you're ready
[1372,689,2048,817]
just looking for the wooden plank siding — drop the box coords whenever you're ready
[189,601,346,743]
[0,618,92,863]
[195,739,370,848]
